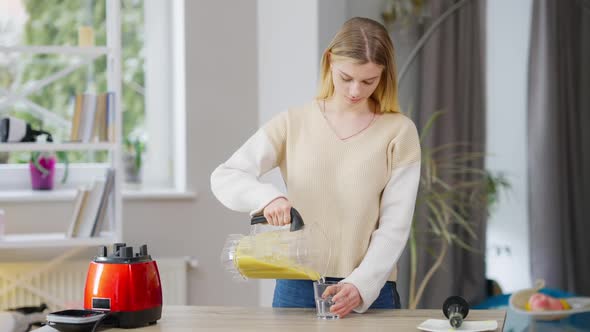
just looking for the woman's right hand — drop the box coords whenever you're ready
[263,197,292,226]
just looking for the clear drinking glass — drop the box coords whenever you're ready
[313,280,339,319]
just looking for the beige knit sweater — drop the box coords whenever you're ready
[211,100,421,312]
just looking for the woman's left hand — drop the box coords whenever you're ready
[322,283,362,318]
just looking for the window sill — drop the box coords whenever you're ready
[0,188,197,203]
[123,188,197,201]
[0,189,77,202]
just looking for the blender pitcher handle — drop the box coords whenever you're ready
[250,208,305,232]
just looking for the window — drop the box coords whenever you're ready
[0,0,186,193]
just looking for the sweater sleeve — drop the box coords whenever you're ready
[210,112,288,216]
[341,118,421,313]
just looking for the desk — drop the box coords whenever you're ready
[109,306,506,332]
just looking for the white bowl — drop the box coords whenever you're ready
[508,280,590,321]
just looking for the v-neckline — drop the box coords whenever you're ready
[315,99,381,142]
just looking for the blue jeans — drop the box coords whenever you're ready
[272,278,401,309]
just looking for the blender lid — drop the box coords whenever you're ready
[93,243,153,264]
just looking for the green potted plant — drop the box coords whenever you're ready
[29,151,69,190]
[407,112,511,309]
[123,129,146,184]
[0,152,9,164]
[382,0,429,27]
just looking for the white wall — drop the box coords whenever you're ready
[256,0,320,307]
[485,0,533,293]
[318,0,348,59]
[346,0,383,21]
[178,0,260,306]
[257,0,319,125]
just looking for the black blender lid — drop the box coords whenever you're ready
[93,243,152,264]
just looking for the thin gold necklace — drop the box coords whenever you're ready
[321,99,377,140]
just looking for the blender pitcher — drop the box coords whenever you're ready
[221,208,330,281]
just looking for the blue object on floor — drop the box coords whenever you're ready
[473,294,510,309]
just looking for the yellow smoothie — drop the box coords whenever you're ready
[235,254,321,280]
[234,232,321,280]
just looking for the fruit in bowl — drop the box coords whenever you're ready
[526,293,571,311]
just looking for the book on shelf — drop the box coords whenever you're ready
[70,94,84,142]
[80,93,97,143]
[106,92,116,143]
[66,187,89,238]
[91,168,115,236]
[94,93,109,142]
[72,180,104,238]
[69,92,115,143]
[66,168,115,238]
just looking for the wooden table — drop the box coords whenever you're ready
[110,306,506,332]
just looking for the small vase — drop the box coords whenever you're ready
[123,152,142,184]
[0,152,9,164]
[30,156,56,190]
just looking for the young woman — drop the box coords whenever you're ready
[211,17,421,318]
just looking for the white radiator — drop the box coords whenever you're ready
[0,257,190,311]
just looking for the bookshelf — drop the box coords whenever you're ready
[0,189,79,202]
[0,0,123,252]
[0,142,116,153]
[0,46,110,56]
[0,233,115,250]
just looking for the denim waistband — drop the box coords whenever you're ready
[323,277,396,286]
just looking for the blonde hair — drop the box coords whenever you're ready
[317,17,400,113]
